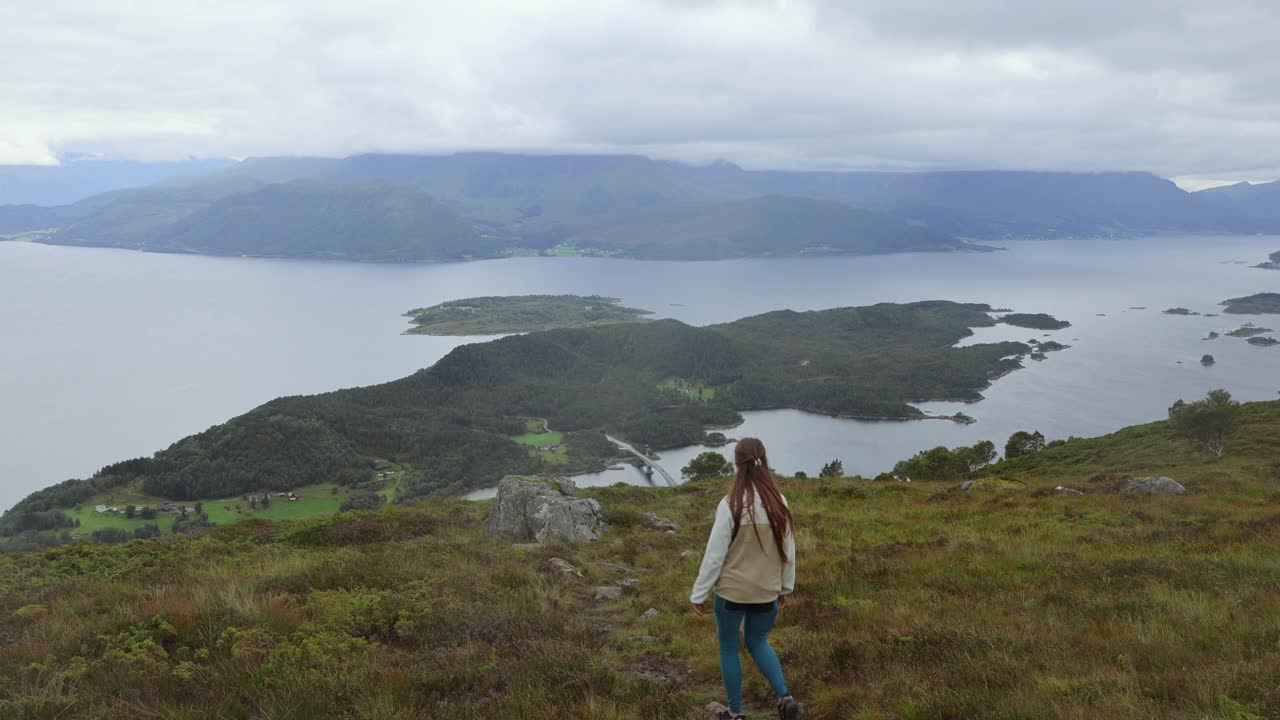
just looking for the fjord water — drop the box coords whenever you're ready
[1,236,1277,509]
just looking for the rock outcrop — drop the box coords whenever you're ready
[486,476,604,545]
[643,512,681,533]
[1122,476,1186,495]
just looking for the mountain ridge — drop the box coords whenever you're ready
[6,152,1279,260]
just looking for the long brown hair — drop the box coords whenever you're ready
[728,437,793,562]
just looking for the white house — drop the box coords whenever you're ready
[94,504,109,513]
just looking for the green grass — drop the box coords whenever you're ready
[201,483,346,525]
[512,431,565,446]
[511,430,568,464]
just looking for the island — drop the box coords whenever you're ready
[1163,307,1199,316]
[997,313,1071,330]
[1247,336,1279,347]
[403,295,653,335]
[1254,250,1280,270]
[1222,293,1280,315]
[2,300,1063,551]
[1225,324,1273,338]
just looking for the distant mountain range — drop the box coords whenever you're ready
[2,153,1277,262]
[1196,180,1280,222]
[0,157,234,206]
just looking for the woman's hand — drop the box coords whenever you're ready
[777,595,789,611]
[690,602,706,616]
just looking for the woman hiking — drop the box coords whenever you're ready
[690,438,801,720]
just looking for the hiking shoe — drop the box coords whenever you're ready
[778,696,802,720]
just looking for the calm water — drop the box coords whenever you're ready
[2,237,1277,510]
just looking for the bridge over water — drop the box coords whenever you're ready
[605,434,678,488]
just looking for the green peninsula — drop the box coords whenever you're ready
[1222,292,1280,314]
[404,294,652,335]
[1,301,1050,551]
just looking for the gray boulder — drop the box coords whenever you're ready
[548,558,583,577]
[643,512,681,533]
[639,608,661,622]
[1122,476,1186,495]
[486,476,604,545]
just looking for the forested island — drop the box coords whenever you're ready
[1254,250,1280,270]
[998,312,1072,330]
[0,301,1067,550]
[1222,293,1280,314]
[404,295,652,335]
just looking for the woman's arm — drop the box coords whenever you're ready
[689,498,733,605]
[781,520,796,596]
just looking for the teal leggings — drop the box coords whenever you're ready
[714,595,789,714]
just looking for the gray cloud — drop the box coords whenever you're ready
[1,0,1278,185]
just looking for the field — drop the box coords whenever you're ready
[3,402,1279,719]
[510,418,570,464]
[200,484,347,525]
[64,482,357,537]
[659,378,717,402]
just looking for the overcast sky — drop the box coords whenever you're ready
[3,0,1278,187]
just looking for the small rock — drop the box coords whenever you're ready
[705,702,729,716]
[1054,485,1084,495]
[1122,476,1186,495]
[548,558,582,577]
[956,480,975,491]
[616,578,640,588]
[595,562,631,575]
[643,512,681,533]
[639,608,661,622]
[629,635,658,645]
[594,586,623,600]
[679,550,695,559]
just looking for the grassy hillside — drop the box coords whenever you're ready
[2,402,1278,719]
[978,398,1280,485]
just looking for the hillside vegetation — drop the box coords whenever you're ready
[2,401,1278,719]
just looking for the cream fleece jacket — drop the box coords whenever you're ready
[690,494,795,604]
